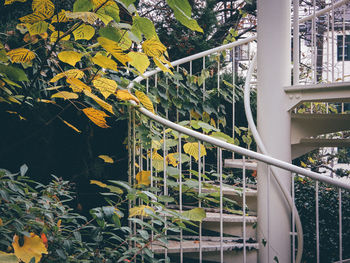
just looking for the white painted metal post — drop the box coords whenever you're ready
[257,0,292,262]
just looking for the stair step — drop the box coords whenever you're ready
[284,81,350,110]
[224,158,257,170]
[292,138,350,159]
[153,238,259,254]
[203,212,257,223]
[291,113,350,145]
[201,185,257,197]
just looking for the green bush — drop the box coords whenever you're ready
[294,177,350,263]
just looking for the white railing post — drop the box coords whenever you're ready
[257,0,292,262]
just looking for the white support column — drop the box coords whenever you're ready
[257,0,292,263]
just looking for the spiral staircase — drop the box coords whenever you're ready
[127,0,350,262]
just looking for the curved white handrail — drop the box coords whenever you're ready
[243,54,304,262]
[131,103,350,190]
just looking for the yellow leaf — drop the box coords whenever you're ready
[61,119,81,133]
[152,151,164,171]
[118,30,132,50]
[67,78,91,93]
[37,99,56,104]
[128,52,150,74]
[142,37,167,58]
[135,91,154,113]
[19,12,47,23]
[12,233,48,263]
[82,107,110,128]
[66,12,99,24]
[92,53,118,71]
[83,90,114,114]
[32,0,55,18]
[301,161,307,168]
[5,0,26,5]
[210,118,216,128]
[129,205,154,217]
[136,170,151,186]
[91,0,115,8]
[72,23,95,41]
[51,10,70,23]
[97,37,131,65]
[153,57,172,74]
[57,219,62,228]
[190,109,201,120]
[7,48,35,63]
[90,180,107,188]
[96,12,113,25]
[50,31,70,43]
[0,218,3,226]
[98,155,114,163]
[92,77,117,99]
[51,91,79,100]
[26,21,48,36]
[115,89,139,104]
[58,51,82,66]
[49,69,84,82]
[6,111,26,121]
[166,153,178,167]
[183,142,207,161]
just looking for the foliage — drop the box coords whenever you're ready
[0,165,211,262]
[0,0,202,132]
[294,177,350,263]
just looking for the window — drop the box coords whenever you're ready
[337,35,350,61]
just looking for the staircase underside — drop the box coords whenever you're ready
[292,138,350,159]
[284,82,350,110]
[291,113,350,144]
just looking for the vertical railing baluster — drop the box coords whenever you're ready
[293,0,299,85]
[128,107,132,249]
[179,134,183,263]
[150,122,154,250]
[203,56,206,102]
[132,109,137,262]
[316,180,320,263]
[331,0,335,82]
[326,12,329,82]
[198,141,202,263]
[219,148,223,262]
[243,156,246,263]
[163,126,168,260]
[146,78,149,93]
[267,165,271,262]
[232,48,235,159]
[190,60,192,77]
[292,173,296,263]
[177,65,179,123]
[339,188,343,262]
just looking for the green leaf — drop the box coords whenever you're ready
[166,0,203,32]
[73,0,93,12]
[182,208,206,222]
[132,16,157,40]
[99,25,121,42]
[0,64,29,82]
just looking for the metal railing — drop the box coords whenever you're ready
[126,1,350,262]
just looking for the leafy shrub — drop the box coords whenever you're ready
[294,177,350,263]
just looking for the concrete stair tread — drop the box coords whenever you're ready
[293,138,350,146]
[203,212,257,223]
[152,237,259,254]
[224,158,258,170]
[291,113,350,120]
[201,184,257,197]
[284,82,350,110]
[284,81,350,92]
